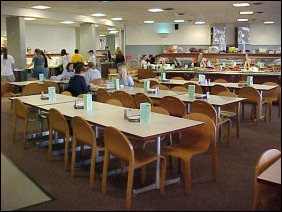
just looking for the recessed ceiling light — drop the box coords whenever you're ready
[107,28,116,31]
[24,17,37,21]
[144,20,154,24]
[60,21,75,24]
[174,20,185,23]
[233,3,250,7]
[91,13,106,17]
[195,21,205,25]
[263,21,275,24]
[111,17,123,21]
[237,18,249,22]
[240,11,254,15]
[109,30,118,34]
[148,8,164,13]
[99,34,106,37]
[31,5,51,10]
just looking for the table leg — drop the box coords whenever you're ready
[187,102,191,114]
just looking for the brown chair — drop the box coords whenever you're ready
[161,113,217,194]
[22,83,42,96]
[134,93,153,109]
[149,80,160,88]
[151,106,170,115]
[97,88,111,103]
[183,82,203,94]
[137,69,157,79]
[152,84,170,90]
[238,87,268,124]
[111,90,134,108]
[253,149,281,211]
[48,108,70,170]
[61,91,72,96]
[101,126,166,211]
[133,82,144,88]
[105,99,123,107]
[133,79,141,84]
[189,78,198,82]
[170,86,188,92]
[190,100,231,146]
[71,116,104,188]
[160,96,186,118]
[263,82,281,119]
[27,78,38,81]
[1,82,17,97]
[91,78,104,85]
[13,99,29,148]
[213,79,228,83]
[43,81,60,94]
[171,77,184,80]
[210,84,229,95]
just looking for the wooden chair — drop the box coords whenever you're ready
[27,78,38,81]
[1,82,17,97]
[170,86,188,92]
[151,106,170,115]
[13,99,29,149]
[61,91,72,96]
[152,84,170,90]
[190,100,231,146]
[160,96,186,118]
[133,82,144,88]
[149,80,160,88]
[213,79,228,83]
[111,90,134,108]
[161,113,217,194]
[71,116,104,188]
[137,69,157,79]
[22,83,42,96]
[134,93,153,109]
[77,94,84,98]
[262,82,281,119]
[101,126,166,211]
[48,108,70,170]
[105,99,123,107]
[97,88,111,103]
[210,84,229,95]
[91,78,104,85]
[43,81,60,94]
[183,82,203,94]
[238,87,268,124]
[253,149,281,211]
[189,78,198,82]
[133,79,141,84]
[171,77,184,80]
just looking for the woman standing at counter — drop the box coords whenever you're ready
[1,47,15,82]
[26,49,45,79]
[115,50,125,69]
[40,50,49,79]
[59,49,70,70]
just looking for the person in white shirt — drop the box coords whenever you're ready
[59,49,70,70]
[1,48,15,82]
[85,62,101,84]
[88,50,97,67]
[140,55,148,69]
[118,65,134,87]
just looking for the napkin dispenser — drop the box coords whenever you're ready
[124,109,140,122]
[74,99,84,109]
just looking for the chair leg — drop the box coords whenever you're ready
[64,134,70,171]
[48,128,53,161]
[159,156,166,195]
[236,104,240,138]
[101,150,110,194]
[23,119,28,149]
[89,145,96,189]
[252,183,259,211]
[71,137,77,177]
[141,166,146,186]
[13,116,17,143]
[184,159,191,194]
[125,163,134,211]
[227,120,231,146]
[256,104,260,125]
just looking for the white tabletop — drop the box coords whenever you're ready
[257,158,281,186]
[10,94,76,106]
[7,79,69,87]
[37,101,203,140]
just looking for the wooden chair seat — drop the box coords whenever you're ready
[134,149,160,168]
[220,111,236,118]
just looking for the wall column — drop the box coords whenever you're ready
[79,23,97,59]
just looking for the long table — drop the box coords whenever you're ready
[257,158,281,187]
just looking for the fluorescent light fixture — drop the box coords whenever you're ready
[148,8,164,13]
[60,21,75,24]
[233,3,250,7]
[263,21,275,24]
[99,34,106,37]
[24,17,37,21]
[109,30,118,34]
[194,21,205,24]
[174,20,185,23]
[91,13,106,17]
[31,5,51,10]
[237,18,248,22]
[240,11,254,15]
[144,20,154,23]
[111,17,123,21]
[107,28,116,31]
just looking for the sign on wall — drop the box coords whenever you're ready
[238,27,250,44]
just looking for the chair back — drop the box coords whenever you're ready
[134,93,152,109]
[170,86,188,92]
[137,69,157,79]
[22,83,42,96]
[149,80,160,88]
[72,116,96,146]
[13,98,28,120]
[213,79,228,83]
[190,78,198,82]
[263,82,280,101]
[133,79,141,84]
[160,96,186,117]
[152,84,169,90]
[171,77,184,80]
[1,82,14,97]
[211,84,229,95]
[104,126,134,162]
[105,99,123,107]
[91,78,104,85]
[190,100,217,125]
[61,91,72,96]
[151,106,170,115]
[238,87,261,104]
[27,78,38,81]
[97,88,111,103]
[217,91,238,112]
[43,81,59,94]
[111,91,134,108]
[183,82,203,94]
[49,108,69,135]
[133,83,144,88]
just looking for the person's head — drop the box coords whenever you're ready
[75,64,86,75]
[2,47,8,59]
[117,50,123,56]
[88,62,95,69]
[118,65,128,82]
[66,63,74,71]
[88,50,94,56]
[34,48,41,55]
[61,49,67,56]
[74,49,79,54]
[149,55,153,58]
[27,47,32,54]
[105,46,109,50]
[116,47,121,51]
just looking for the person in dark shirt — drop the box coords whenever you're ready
[149,55,155,64]
[105,46,112,62]
[65,64,90,97]
[115,50,125,69]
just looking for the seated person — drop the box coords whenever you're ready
[65,64,91,97]
[51,63,75,81]
[117,65,134,87]
[85,62,101,84]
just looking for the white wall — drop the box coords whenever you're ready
[25,24,76,54]
[250,23,281,45]
[126,23,211,45]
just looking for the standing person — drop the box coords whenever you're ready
[140,55,148,68]
[117,65,134,87]
[115,47,121,54]
[70,49,85,69]
[115,50,125,69]
[26,48,45,79]
[149,55,156,64]
[59,49,70,70]
[105,46,112,62]
[88,50,97,67]
[84,62,101,84]
[39,50,49,79]
[1,47,15,82]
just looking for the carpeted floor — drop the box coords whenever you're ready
[1,98,281,211]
